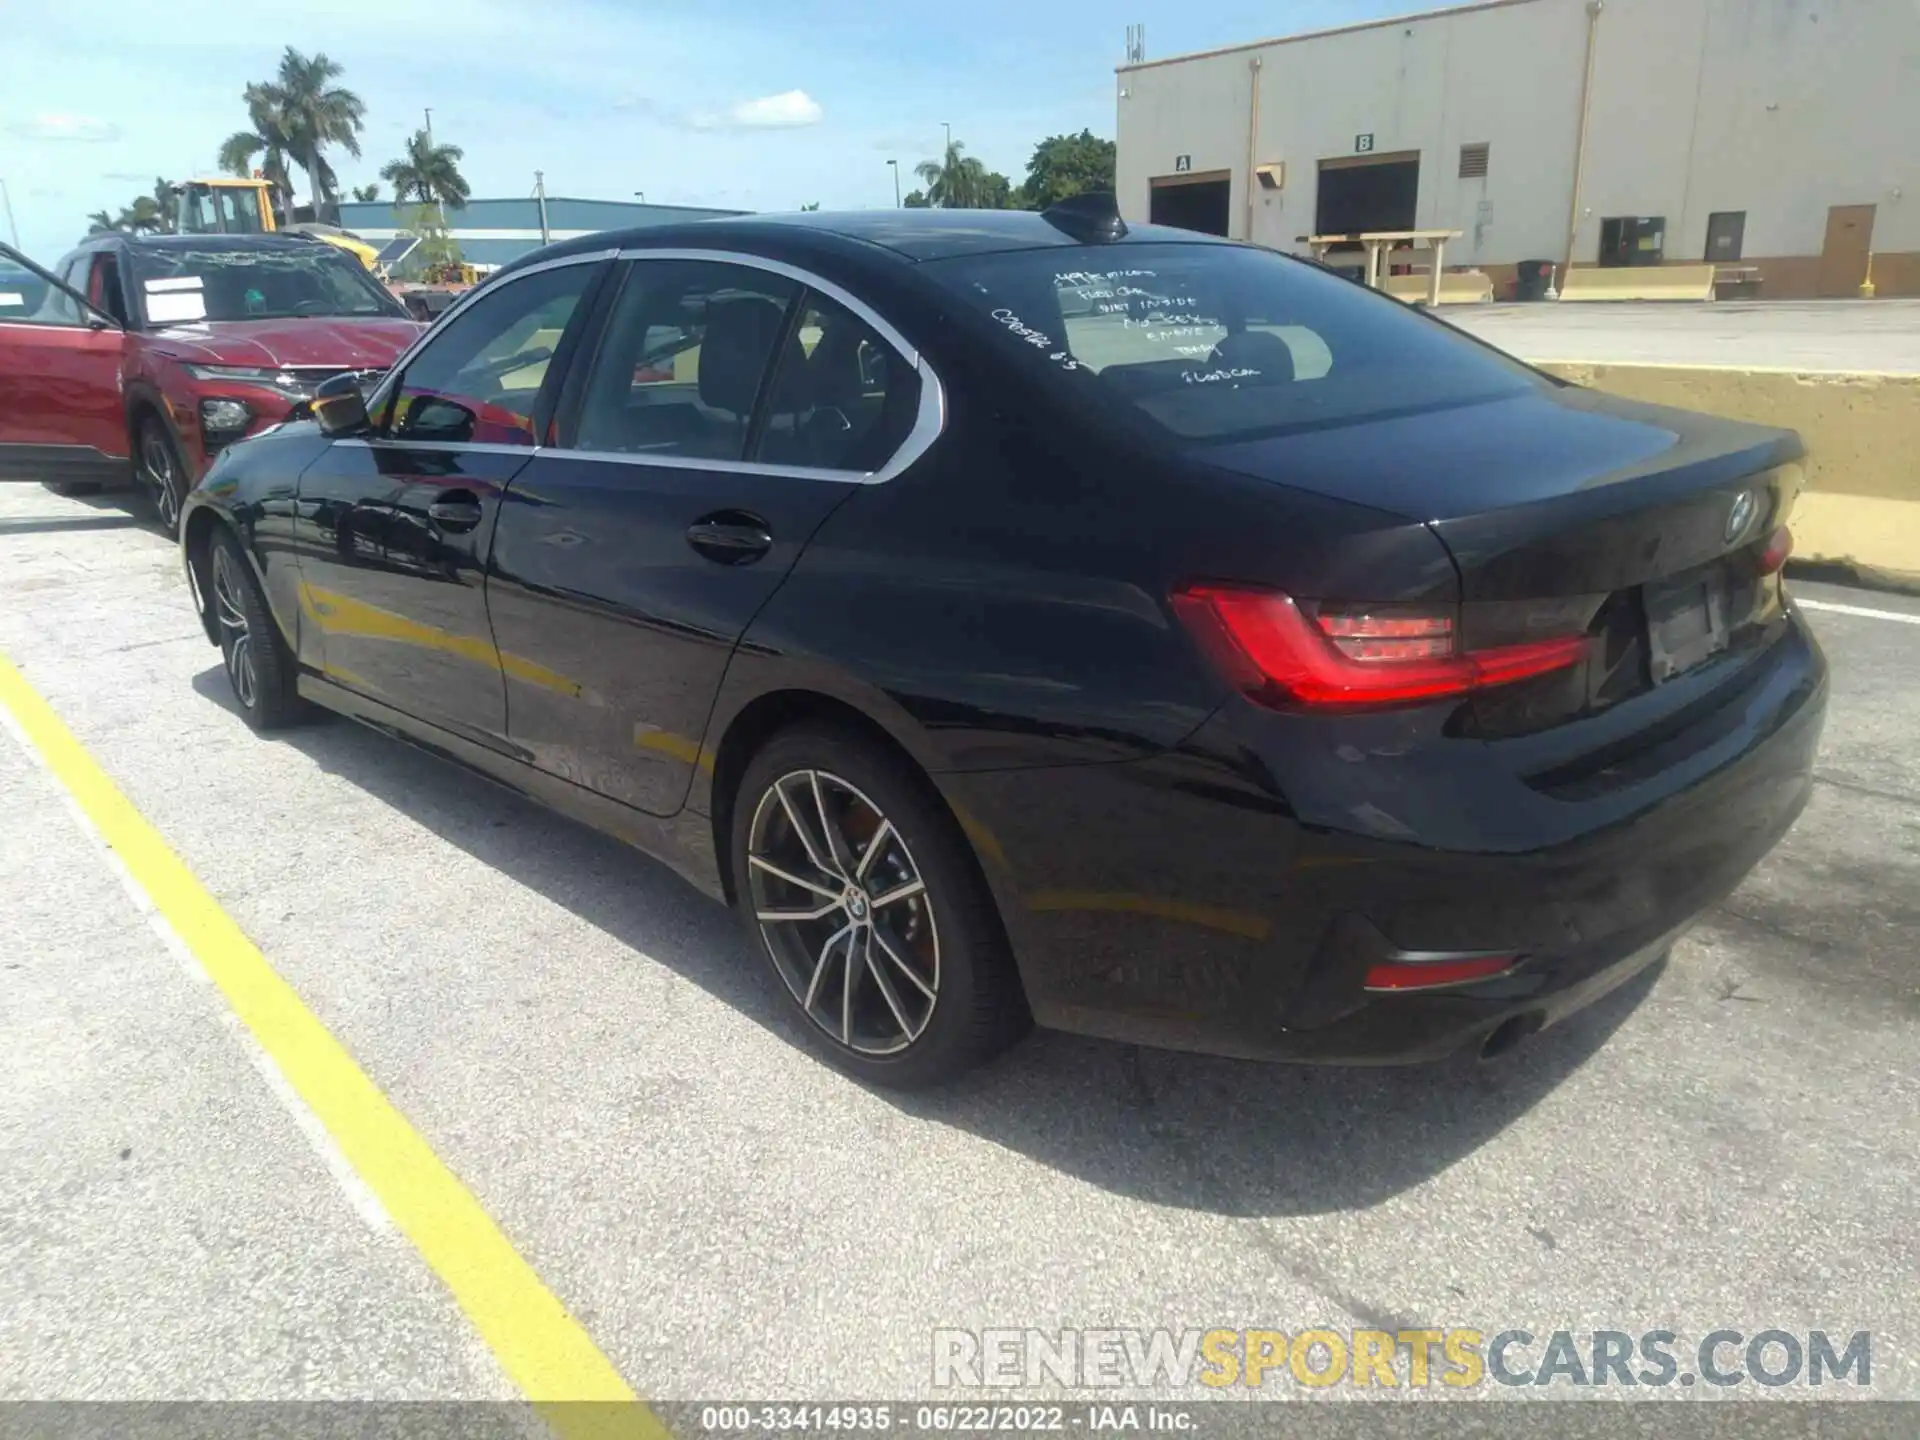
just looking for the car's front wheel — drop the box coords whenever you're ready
[136,416,188,537]
[208,527,305,731]
[730,725,1030,1088]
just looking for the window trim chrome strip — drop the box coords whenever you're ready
[332,438,540,458]
[611,246,923,368]
[351,245,946,487]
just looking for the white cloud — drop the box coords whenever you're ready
[689,89,823,132]
[10,112,122,143]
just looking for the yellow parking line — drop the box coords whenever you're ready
[0,653,665,1440]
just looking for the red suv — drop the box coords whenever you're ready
[0,234,423,532]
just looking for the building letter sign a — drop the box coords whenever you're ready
[1356,133,1376,153]
[1174,154,1193,173]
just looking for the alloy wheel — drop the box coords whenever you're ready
[746,769,939,1055]
[140,428,183,532]
[211,546,257,710]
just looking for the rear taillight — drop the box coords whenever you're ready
[1171,584,1590,710]
[1363,954,1517,992]
[1759,525,1793,575]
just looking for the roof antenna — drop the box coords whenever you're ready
[1041,192,1128,244]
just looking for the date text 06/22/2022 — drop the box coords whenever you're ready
[695,1405,1195,1434]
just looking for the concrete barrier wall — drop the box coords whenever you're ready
[1558,266,1718,303]
[1539,362,1920,591]
[1383,271,1495,305]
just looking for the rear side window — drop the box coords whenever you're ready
[920,242,1538,443]
[756,293,921,473]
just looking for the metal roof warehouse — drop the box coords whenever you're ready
[334,196,749,270]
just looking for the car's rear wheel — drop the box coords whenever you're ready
[209,527,305,731]
[730,725,1029,1088]
[137,416,188,537]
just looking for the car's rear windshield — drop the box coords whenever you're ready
[917,241,1540,444]
[127,244,404,326]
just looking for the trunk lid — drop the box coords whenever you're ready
[1200,383,1805,735]
[1202,385,1799,571]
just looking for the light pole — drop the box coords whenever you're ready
[886,160,900,208]
[422,108,447,229]
[633,191,646,204]
[943,121,952,156]
[0,178,18,249]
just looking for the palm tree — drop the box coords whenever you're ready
[913,139,1010,210]
[350,183,381,202]
[269,48,365,214]
[86,209,118,234]
[151,177,177,233]
[116,196,168,234]
[217,83,298,219]
[380,130,471,210]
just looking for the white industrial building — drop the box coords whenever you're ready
[1115,0,1918,299]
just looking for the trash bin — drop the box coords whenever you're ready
[1515,259,1556,302]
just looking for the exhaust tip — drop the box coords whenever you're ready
[1479,1012,1545,1062]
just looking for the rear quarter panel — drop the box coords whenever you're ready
[711,352,1462,777]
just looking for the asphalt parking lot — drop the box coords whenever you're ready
[2,481,1917,1415]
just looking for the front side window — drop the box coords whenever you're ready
[0,248,88,327]
[757,293,920,473]
[126,243,406,325]
[919,241,1537,444]
[382,262,599,447]
[88,253,130,327]
[570,259,801,461]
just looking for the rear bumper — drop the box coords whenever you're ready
[942,617,1826,1065]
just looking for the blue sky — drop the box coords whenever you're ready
[3,0,1413,263]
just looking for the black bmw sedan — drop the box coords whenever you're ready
[178,202,1826,1088]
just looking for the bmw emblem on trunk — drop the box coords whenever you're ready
[1726,490,1757,543]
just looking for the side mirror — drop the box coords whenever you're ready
[312,371,371,437]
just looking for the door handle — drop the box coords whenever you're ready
[686,511,773,565]
[427,491,484,531]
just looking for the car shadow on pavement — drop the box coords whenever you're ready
[23,480,163,536]
[0,513,146,536]
[192,666,1659,1220]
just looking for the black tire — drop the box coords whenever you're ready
[208,527,306,731]
[729,724,1030,1088]
[136,415,188,537]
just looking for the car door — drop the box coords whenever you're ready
[0,243,127,485]
[292,256,607,750]
[486,254,929,816]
